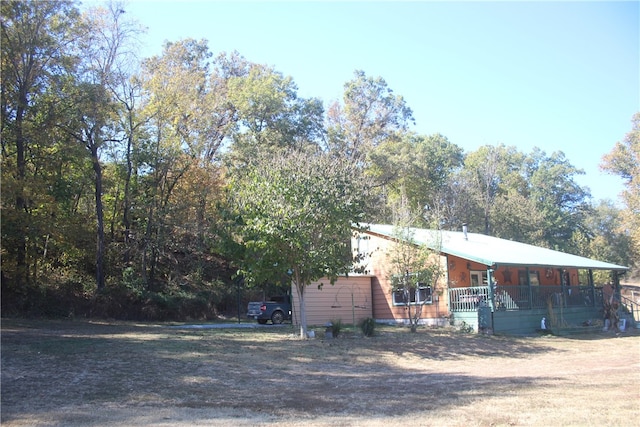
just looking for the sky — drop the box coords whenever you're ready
[119,0,639,204]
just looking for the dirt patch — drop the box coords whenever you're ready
[2,319,639,426]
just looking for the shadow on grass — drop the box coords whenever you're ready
[0,319,594,424]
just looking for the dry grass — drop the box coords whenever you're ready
[1,319,639,426]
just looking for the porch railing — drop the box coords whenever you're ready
[449,286,489,311]
[620,294,639,327]
[449,285,604,312]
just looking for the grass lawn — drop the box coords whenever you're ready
[1,319,639,426]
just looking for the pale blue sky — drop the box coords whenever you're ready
[121,0,639,203]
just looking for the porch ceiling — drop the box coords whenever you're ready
[362,224,629,271]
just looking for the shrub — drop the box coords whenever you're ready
[458,321,474,333]
[359,317,376,337]
[330,318,343,337]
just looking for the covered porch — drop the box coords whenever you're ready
[448,268,624,335]
[360,224,630,334]
[439,230,630,334]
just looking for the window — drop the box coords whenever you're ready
[416,283,432,303]
[470,271,488,287]
[392,289,407,305]
[392,283,433,306]
[518,270,540,286]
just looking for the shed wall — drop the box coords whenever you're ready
[291,276,372,327]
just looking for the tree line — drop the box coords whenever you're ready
[2,1,637,320]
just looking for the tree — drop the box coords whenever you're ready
[427,173,476,232]
[56,2,139,289]
[573,200,635,283]
[387,196,443,332]
[137,41,248,289]
[525,148,590,252]
[226,62,325,165]
[230,149,367,338]
[325,70,413,164]
[1,0,80,287]
[138,38,214,288]
[600,112,640,277]
[460,146,546,243]
[111,72,144,265]
[142,39,225,161]
[460,145,590,251]
[367,132,464,225]
[490,189,545,245]
[462,144,523,236]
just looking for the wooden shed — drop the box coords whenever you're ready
[291,276,373,327]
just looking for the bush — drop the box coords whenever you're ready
[330,318,343,337]
[458,321,474,333]
[359,317,376,337]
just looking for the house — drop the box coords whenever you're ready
[292,223,631,335]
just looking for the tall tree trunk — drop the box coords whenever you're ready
[484,203,491,236]
[142,204,153,289]
[195,192,207,280]
[295,275,307,339]
[122,123,133,264]
[92,146,105,290]
[15,101,28,286]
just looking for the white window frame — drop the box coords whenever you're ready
[392,283,433,306]
[470,271,488,287]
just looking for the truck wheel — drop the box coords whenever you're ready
[257,319,268,325]
[271,311,284,324]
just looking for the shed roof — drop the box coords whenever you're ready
[362,224,628,271]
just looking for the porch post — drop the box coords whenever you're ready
[487,267,495,312]
[526,267,533,309]
[588,269,595,307]
[561,269,567,308]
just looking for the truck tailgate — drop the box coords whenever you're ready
[247,302,263,316]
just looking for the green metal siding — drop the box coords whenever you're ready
[450,311,479,330]
[451,306,603,335]
[493,307,602,335]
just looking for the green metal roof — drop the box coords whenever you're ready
[363,224,629,271]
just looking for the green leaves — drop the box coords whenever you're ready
[367,132,464,225]
[600,113,640,272]
[225,64,325,164]
[458,144,591,252]
[326,70,414,162]
[230,149,366,289]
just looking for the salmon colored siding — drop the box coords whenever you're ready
[493,266,579,286]
[360,232,449,323]
[446,253,581,290]
[291,276,373,327]
[447,255,486,287]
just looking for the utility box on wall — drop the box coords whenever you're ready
[478,306,492,331]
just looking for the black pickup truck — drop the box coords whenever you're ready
[246,295,292,324]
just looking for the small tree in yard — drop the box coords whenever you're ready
[229,149,367,339]
[388,197,444,332]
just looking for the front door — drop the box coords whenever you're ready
[470,271,487,287]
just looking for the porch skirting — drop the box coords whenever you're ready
[451,306,603,335]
